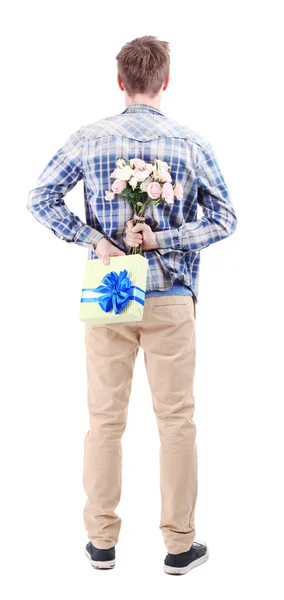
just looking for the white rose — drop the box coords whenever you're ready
[140,176,153,192]
[152,168,161,181]
[153,169,172,183]
[157,168,172,183]
[116,165,133,181]
[155,159,170,171]
[116,158,126,168]
[129,176,138,189]
[130,158,146,169]
[110,168,120,178]
[133,168,150,182]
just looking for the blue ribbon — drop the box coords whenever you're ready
[80,269,145,315]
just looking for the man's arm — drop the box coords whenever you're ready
[154,139,237,253]
[26,129,106,249]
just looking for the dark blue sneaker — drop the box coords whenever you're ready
[85,541,116,570]
[164,540,209,575]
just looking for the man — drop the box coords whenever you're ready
[26,35,237,576]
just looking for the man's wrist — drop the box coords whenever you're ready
[93,235,107,250]
[148,234,159,250]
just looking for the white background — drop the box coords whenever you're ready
[1,0,284,598]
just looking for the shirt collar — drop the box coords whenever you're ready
[121,103,165,116]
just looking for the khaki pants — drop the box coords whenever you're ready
[83,294,197,555]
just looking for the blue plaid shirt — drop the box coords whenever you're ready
[26,102,237,302]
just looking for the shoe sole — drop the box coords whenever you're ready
[85,548,115,570]
[164,549,209,575]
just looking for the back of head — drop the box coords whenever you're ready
[116,35,170,99]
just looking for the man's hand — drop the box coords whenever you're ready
[125,220,158,251]
[95,237,126,265]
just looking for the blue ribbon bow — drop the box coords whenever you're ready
[81,269,145,314]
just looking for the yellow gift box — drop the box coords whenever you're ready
[79,254,149,326]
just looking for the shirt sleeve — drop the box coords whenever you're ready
[155,139,237,252]
[26,129,106,249]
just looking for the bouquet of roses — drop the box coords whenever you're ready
[105,157,183,254]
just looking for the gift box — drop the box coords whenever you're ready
[79,254,149,325]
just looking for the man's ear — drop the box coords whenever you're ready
[163,73,170,90]
[117,74,124,91]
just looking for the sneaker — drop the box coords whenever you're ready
[164,540,209,575]
[85,541,116,570]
